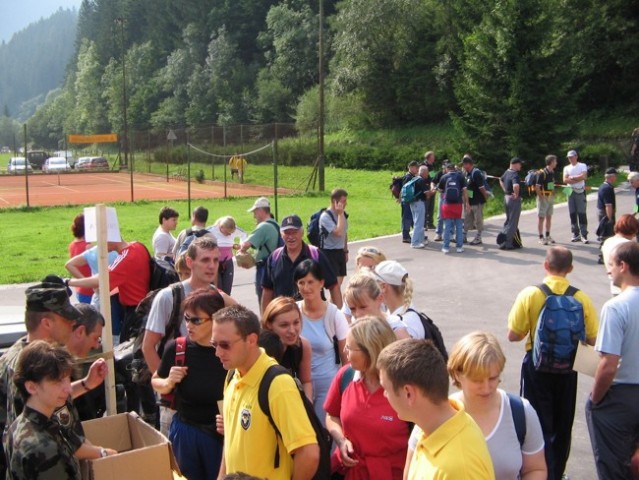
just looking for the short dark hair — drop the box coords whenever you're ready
[546,246,573,273]
[293,259,324,283]
[612,242,639,276]
[545,154,557,166]
[13,340,74,400]
[159,206,179,224]
[377,338,449,403]
[71,213,85,239]
[193,206,208,224]
[213,305,261,339]
[187,236,218,260]
[330,188,348,202]
[182,288,225,317]
[74,304,105,335]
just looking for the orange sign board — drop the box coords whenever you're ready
[67,134,119,144]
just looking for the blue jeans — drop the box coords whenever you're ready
[410,201,425,246]
[169,414,223,480]
[401,202,413,240]
[435,198,444,235]
[443,218,463,249]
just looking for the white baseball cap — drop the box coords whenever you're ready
[373,260,408,286]
[248,197,270,212]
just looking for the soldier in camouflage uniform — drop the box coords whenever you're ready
[4,340,80,479]
[0,281,114,479]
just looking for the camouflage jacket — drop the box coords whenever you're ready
[4,405,80,479]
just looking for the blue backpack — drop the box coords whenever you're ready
[400,177,420,203]
[443,174,462,203]
[176,228,211,257]
[307,209,335,247]
[532,284,585,373]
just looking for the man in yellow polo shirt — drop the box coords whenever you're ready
[212,305,319,480]
[378,339,494,479]
[507,246,598,480]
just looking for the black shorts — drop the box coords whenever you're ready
[321,248,347,277]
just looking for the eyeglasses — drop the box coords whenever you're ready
[184,314,212,326]
[210,338,243,350]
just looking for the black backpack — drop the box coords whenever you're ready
[390,176,404,199]
[146,245,180,292]
[307,208,335,247]
[443,174,462,204]
[176,228,211,257]
[227,365,331,480]
[399,308,448,361]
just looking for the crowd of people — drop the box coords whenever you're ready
[1,150,639,480]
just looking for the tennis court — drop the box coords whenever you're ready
[0,171,294,208]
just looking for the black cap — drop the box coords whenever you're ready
[408,161,419,168]
[462,155,474,165]
[510,157,524,165]
[605,167,618,175]
[280,215,303,231]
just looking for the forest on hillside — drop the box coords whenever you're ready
[13,0,639,163]
[0,8,78,121]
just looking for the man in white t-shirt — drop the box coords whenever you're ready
[587,242,639,479]
[562,150,589,243]
[152,206,179,260]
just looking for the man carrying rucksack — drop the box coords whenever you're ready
[462,155,489,246]
[405,165,433,249]
[172,206,210,257]
[400,161,419,243]
[319,188,349,287]
[238,197,282,307]
[437,162,468,254]
[499,157,524,250]
[507,246,598,480]
[213,305,320,479]
[535,155,558,245]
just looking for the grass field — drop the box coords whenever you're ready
[1,161,605,285]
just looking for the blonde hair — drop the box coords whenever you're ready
[386,276,414,310]
[344,271,382,307]
[174,252,190,280]
[350,316,396,377]
[355,246,386,267]
[215,215,236,231]
[447,331,506,388]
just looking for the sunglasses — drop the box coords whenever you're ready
[184,314,212,326]
[358,247,380,255]
[210,338,243,350]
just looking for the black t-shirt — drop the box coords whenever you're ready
[535,167,555,193]
[501,169,521,195]
[437,171,466,204]
[281,343,303,379]
[465,168,486,205]
[262,244,338,297]
[157,338,225,434]
[597,182,616,211]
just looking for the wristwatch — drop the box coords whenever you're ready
[99,447,108,458]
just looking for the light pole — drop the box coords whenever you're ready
[115,17,132,201]
[318,0,326,192]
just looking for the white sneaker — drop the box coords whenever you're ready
[546,235,556,244]
[456,247,464,253]
[411,243,426,249]
[442,247,450,254]
[581,236,589,244]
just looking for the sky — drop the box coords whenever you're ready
[0,0,82,43]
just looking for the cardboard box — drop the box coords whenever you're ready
[80,412,181,480]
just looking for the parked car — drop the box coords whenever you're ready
[53,150,76,168]
[76,156,109,170]
[7,157,33,174]
[26,150,49,170]
[42,157,71,173]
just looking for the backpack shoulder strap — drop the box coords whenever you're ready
[507,392,526,447]
[258,364,289,469]
[261,220,280,255]
[156,283,185,353]
[271,246,285,263]
[339,366,356,394]
[322,302,337,339]
[308,244,319,262]
[174,337,186,367]
[537,283,553,298]
[564,285,579,297]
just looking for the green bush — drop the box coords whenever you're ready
[578,143,624,170]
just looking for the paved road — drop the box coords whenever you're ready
[2,184,635,479]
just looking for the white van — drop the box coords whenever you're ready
[53,150,76,168]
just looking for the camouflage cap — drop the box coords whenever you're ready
[25,283,81,321]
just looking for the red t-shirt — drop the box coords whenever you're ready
[108,242,150,306]
[68,239,93,297]
[324,365,408,479]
